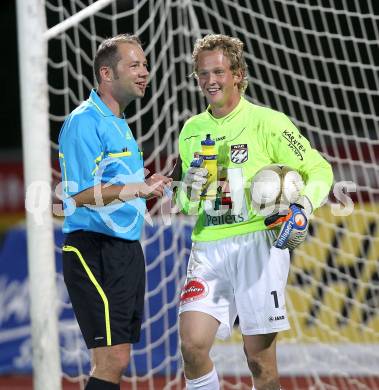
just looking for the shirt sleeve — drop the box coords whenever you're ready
[265,112,333,210]
[59,113,103,196]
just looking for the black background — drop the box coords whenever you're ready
[2,1,378,154]
[0,1,20,151]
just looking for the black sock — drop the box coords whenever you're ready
[85,376,120,390]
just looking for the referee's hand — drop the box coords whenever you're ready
[140,174,172,199]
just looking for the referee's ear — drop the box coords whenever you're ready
[99,65,113,83]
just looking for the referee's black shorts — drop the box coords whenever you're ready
[62,230,145,349]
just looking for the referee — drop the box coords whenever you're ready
[58,34,171,390]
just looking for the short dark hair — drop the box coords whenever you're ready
[93,34,142,84]
[192,34,248,93]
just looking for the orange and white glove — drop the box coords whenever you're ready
[264,203,309,250]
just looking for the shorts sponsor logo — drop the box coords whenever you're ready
[268,315,286,322]
[180,277,209,304]
[230,144,248,164]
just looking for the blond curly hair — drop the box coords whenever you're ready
[192,34,248,93]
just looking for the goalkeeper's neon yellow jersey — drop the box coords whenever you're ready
[178,96,333,242]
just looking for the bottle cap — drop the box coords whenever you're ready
[201,134,215,146]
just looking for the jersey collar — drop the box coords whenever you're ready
[88,89,125,118]
[206,96,247,124]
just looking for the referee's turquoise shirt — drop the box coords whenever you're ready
[58,89,146,240]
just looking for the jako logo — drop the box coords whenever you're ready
[268,315,285,322]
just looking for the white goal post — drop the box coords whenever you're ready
[16,1,379,390]
[16,1,61,389]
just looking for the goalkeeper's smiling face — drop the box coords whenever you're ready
[196,50,242,118]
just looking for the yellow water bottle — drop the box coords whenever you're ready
[200,134,218,199]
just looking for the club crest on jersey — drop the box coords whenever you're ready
[230,144,248,164]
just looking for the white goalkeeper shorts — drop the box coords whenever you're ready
[179,230,291,339]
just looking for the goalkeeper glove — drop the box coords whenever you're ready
[183,167,208,194]
[264,203,308,250]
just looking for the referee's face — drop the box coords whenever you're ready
[112,42,149,101]
[196,50,242,115]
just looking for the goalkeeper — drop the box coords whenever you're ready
[174,34,333,390]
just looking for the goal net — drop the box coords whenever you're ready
[18,0,379,389]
